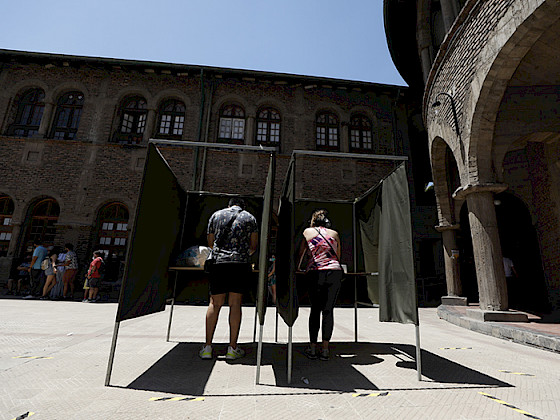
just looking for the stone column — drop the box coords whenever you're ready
[6,222,22,257]
[455,184,508,311]
[435,223,466,305]
[142,109,156,144]
[340,124,349,152]
[245,116,255,145]
[36,101,55,137]
[440,0,457,33]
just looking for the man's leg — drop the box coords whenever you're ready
[228,292,243,349]
[205,294,226,346]
[89,287,99,300]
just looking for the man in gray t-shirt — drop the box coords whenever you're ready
[199,198,258,361]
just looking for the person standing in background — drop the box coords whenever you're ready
[59,243,79,300]
[50,246,66,299]
[24,240,48,299]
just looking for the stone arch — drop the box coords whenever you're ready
[153,89,191,108]
[3,84,47,136]
[468,1,560,183]
[92,198,134,222]
[50,81,90,103]
[114,87,152,104]
[8,80,49,99]
[212,95,249,115]
[431,136,461,225]
[18,196,61,254]
[255,98,286,118]
[0,193,16,257]
[313,106,342,121]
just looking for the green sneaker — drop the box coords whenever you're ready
[226,346,245,360]
[199,345,212,359]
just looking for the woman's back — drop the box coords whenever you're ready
[304,227,341,271]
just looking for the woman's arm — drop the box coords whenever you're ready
[332,230,342,259]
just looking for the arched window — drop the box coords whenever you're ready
[9,88,45,137]
[349,114,373,152]
[157,100,186,139]
[24,198,60,252]
[113,96,147,144]
[218,104,245,144]
[0,195,15,257]
[256,107,281,146]
[316,112,339,151]
[96,203,129,258]
[51,91,84,140]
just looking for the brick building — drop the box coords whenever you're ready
[385,0,560,313]
[0,49,441,290]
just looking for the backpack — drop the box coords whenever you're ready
[97,259,106,279]
[41,258,49,270]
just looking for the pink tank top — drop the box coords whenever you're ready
[306,227,341,271]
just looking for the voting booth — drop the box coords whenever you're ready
[105,140,276,386]
[255,150,420,384]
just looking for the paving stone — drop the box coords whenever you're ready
[1,300,559,419]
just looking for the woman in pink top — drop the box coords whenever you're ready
[298,209,343,361]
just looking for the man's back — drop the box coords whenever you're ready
[207,205,257,264]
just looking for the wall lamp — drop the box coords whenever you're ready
[431,92,460,137]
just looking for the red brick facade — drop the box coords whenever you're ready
[0,50,439,283]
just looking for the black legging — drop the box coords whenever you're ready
[308,269,343,343]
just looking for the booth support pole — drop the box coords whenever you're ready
[287,326,293,384]
[105,321,121,386]
[354,278,358,342]
[275,306,278,342]
[255,324,264,384]
[166,273,178,342]
[253,302,258,343]
[286,155,295,385]
[353,202,358,342]
[415,324,422,381]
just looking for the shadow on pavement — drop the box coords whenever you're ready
[125,341,511,395]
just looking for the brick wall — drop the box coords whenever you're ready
[0,52,430,282]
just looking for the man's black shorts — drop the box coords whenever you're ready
[209,263,252,295]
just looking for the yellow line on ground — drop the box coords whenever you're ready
[478,392,542,419]
[351,392,389,398]
[439,347,472,350]
[149,396,205,402]
[499,370,535,376]
[11,411,35,420]
[12,356,53,359]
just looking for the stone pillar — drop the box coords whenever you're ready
[435,223,466,305]
[440,0,457,33]
[455,184,508,311]
[341,124,349,152]
[142,109,156,143]
[245,116,255,145]
[36,101,55,137]
[6,222,22,257]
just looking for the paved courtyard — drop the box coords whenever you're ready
[1,299,559,419]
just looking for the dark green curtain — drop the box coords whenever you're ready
[355,187,382,304]
[116,144,185,322]
[276,159,297,326]
[378,164,418,325]
[257,155,275,325]
[181,192,263,248]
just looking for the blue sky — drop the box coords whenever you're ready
[1,0,406,86]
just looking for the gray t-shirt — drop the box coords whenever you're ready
[207,205,258,264]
